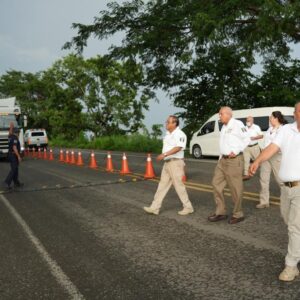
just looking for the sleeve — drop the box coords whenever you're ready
[272,126,285,148]
[237,121,251,148]
[13,137,18,145]
[256,125,263,135]
[175,132,186,149]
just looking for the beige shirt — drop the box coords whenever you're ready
[220,118,249,155]
[162,127,186,160]
[273,122,300,182]
[246,124,262,146]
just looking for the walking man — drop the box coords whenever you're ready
[4,126,23,190]
[208,107,249,224]
[250,102,300,282]
[144,115,194,216]
[242,116,263,180]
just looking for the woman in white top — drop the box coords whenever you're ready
[257,111,287,208]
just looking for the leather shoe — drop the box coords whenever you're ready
[242,175,251,181]
[228,216,245,224]
[208,214,228,222]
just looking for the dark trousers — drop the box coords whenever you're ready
[5,154,19,186]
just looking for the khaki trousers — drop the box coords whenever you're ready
[212,155,244,218]
[150,159,193,211]
[280,185,300,267]
[259,153,282,205]
[243,144,261,175]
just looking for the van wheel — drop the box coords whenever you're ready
[192,145,202,159]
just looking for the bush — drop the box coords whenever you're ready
[50,134,163,153]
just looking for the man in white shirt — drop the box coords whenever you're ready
[144,115,194,216]
[250,102,300,282]
[208,107,249,224]
[242,116,263,180]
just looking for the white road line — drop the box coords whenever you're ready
[0,194,85,300]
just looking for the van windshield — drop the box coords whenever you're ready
[285,115,294,124]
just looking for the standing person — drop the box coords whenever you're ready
[143,115,194,216]
[4,127,23,190]
[208,107,249,224]
[257,111,287,208]
[242,116,263,180]
[250,102,300,282]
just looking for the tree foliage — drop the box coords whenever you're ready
[65,0,300,131]
[0,54,152,139]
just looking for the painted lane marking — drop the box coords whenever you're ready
[0,194,85,300]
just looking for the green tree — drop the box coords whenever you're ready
[65,0,300,131]
[151,124,163,139]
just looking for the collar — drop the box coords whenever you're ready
[291,122,300,133]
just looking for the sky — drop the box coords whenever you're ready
[0,0,178,130]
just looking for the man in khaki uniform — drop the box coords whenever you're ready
[208,107,249,224]
[144,115,194,216]
[242,116,263,180]
[250,102,300,282]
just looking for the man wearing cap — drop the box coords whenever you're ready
[250,102,300,282]
[208,106,249,224]
[4,126,23,190]
[143,115,194,216]
[242,116,263,180]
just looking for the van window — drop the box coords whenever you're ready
[198,121,215,136]
[31,132,45,137]
[285,115,294,124]
[253,116,269,131]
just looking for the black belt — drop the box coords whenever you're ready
[247,143,258,147]
[222,152,243,159]
[165,158,183,162]
[284,181,300,188]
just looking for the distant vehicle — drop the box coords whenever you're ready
[190,107,295,159]
[0,97,27,158]
[24,129,48,149]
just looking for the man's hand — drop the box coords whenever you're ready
[156,154,165,161]
[17,155,22,163]
[249,161,259,177]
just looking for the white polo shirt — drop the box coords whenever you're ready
[162,127,186,160]
[263,125,282,149]
[246,124,262,146]
[219,118,250,155]
[272,122,300,182]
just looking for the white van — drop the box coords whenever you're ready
[189,107,295,158]
[24,129,48,149]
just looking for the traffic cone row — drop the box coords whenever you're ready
[29,148,187,182]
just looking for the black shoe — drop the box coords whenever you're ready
[228,216,245,224]
[208,214,228,222]
[14,182,24,188]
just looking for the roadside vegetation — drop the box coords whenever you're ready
[50,134,163,154]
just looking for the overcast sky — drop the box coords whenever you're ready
[0,0,179,130]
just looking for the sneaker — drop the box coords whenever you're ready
[256,203,270,209]
[279,266,299,282]
[143,206,159,215]
[178,208,194,216]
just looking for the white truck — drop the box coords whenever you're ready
[0,97,27,158]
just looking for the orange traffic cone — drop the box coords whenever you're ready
[38,148,42,159]
[65,150,70,163]
[76,151,84,166]
[144,153,155,179]
[89,151,98,169]
[43,148,48,160]
[32,148,36,157]
[182,165,187,182]
[59,149,64,162]
[70,151,76,164]
[49,149,54,161]
[105,152,114,172]
[120,153,131,174]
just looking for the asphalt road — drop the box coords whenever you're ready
[0,150,298,300]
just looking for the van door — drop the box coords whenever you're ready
[196,120,220,156]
